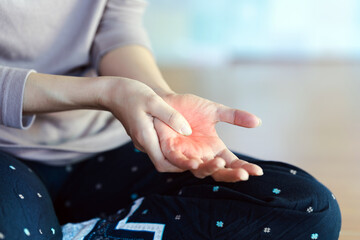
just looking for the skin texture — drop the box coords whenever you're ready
[99,46,263,181]
[24,73,192,173]
[23,45,262,182]
[99,46,194,173]
[100,77,192,173]
[155,94,263,182]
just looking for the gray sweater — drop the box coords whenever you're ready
[0,0,151,165]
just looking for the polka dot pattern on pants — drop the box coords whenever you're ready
[65,200,71,207]
[272,188,281,194]
[216,221,224,228]
[213,186,219,192]
[0,143,339,240]
[23,228,30,236]
[65,165,73,172]
[97,155,105,162]
[307,206,314,213]
[131,166,138,172]
[95,183,102,190]
[311,233,319,239]
[130,193,138,200]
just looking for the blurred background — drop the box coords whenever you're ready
[145,0,360,65]
[144,0,359,239]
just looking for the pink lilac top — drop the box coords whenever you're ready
[0,0,151,165]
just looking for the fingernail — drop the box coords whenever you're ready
[257,118,262,127]
[216,160,226,169]
[256,168,264,176]
[179,124,192,136]
[192,163,199,170]
[240,172,249,181]
[190,160,200,169]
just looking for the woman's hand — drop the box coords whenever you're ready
[154,93,263,182]
[24,71,261,182]
[100,77,193,172]
[24,72,194,174]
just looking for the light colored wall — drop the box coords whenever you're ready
[144,0,360,65]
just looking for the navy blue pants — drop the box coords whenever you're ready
[0,142,341,239]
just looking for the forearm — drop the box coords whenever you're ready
[23,72,105,114]
[99,45,174,97]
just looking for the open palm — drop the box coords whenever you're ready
[154,94,263,182]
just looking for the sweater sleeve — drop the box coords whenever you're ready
[0,66,36,129]
[91,0,152,73]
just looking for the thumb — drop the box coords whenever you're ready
[216,105,261,128]
[148,96,192,135]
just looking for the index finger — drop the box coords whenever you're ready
[147,95,192,136]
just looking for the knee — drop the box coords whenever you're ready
[268,167,342,239]
[303,178,342,239]
[0,152,42,199]
[233,158,342,239]
[0,152,62,239]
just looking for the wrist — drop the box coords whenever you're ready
[152,86,175,98]
[96,77,120,111]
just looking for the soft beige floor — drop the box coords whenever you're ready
[162,63,360,240]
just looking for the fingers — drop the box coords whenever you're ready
[166,150,202,170]
[147,95,192,135]
[191,157,262,182]
[216,105,261,128]
[198,149,263,182]
[218,149,263,176]
[133,114,184,173]
[209,151,256,182]
[191,157,226,179]
[229,160,263,176]
[212,168,250,182]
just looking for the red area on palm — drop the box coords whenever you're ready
[154,94,263,181]
[155,94,225,161]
